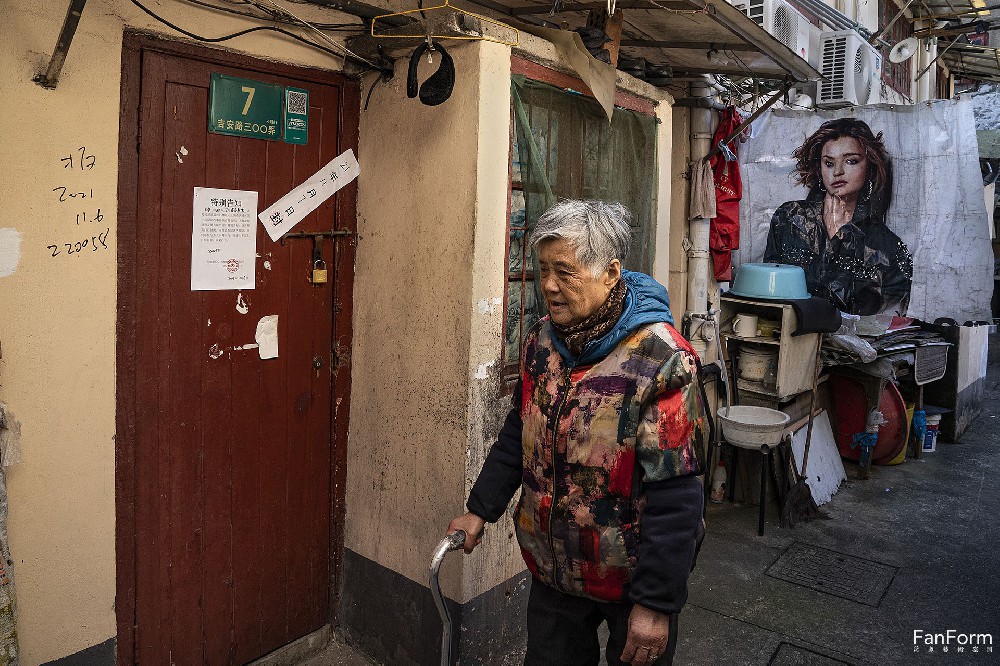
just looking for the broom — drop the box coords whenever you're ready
[781,335,829,528]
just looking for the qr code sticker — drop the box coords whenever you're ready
[287,90,308,115]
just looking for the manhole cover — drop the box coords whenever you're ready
[766,542,896,606]
[769,642,852,665]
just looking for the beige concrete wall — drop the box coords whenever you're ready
[668,103,692,317]
[0,1,357,662]
[346,40,514,603]
[651,98,675,293]
[346,36,678,604]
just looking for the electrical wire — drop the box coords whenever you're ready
[130,0,374,68]
[254,0,375,66]
[645,0,708,14]
[364,74,382,110]
[181,0,361,29]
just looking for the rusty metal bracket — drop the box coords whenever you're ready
[33,0,88,89]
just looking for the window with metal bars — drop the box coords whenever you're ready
[503,62,658,387]
[879,0,914,98]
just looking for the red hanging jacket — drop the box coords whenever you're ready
[709,107,745,282]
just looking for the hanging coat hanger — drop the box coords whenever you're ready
[371,0,519,47]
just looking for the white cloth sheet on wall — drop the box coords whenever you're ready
[736,98,992,323]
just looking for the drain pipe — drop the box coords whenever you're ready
[685,76,717,359]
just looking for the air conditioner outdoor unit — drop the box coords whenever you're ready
[730,0,767,27]
[772,0,814,63]
[728,0,817,63]
[817,30,883,108]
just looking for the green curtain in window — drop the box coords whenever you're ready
[510,75,658,275]
[504,76,658,378]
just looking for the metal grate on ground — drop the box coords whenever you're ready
[768,642,855,665]
[765,542,897,607]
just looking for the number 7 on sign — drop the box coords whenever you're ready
[241,86,255,115]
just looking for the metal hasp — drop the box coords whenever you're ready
[278,229,353,245]
[429,530,466,666]
[33,0,88,89]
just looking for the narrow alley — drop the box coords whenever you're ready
[306,337,1000,665]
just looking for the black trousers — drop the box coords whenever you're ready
[523,580,679,666]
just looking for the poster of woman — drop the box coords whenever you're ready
[737,102,992,324]
[762,118,912,316]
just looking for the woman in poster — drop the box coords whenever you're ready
[763,118,912,316]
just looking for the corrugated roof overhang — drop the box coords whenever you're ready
[903,0,997,83]
[467,0,821,81]
[941,43,1000,83]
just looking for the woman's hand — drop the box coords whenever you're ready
[446,512,486,554]
[823,193,855,238]
[620,604,670,665]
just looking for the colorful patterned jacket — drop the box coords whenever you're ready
[468,272,708,612]
[511,318,709,603]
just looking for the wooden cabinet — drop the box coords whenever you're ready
[721,296,820,403]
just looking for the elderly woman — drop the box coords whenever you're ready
[763,118,912,316]
[448,200,708,666]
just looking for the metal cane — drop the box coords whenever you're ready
[430,530,466,666]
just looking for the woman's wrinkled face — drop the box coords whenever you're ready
[820,136,868,200]
[537,237,620,327]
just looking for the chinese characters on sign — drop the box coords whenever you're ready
[258,149,360,242]
[191,188,258,290]
[208,73,283,141]
[208,73,310,145]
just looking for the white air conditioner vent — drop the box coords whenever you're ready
[725,0,820,64]
[817,30,882,107]
[773,2,797,52]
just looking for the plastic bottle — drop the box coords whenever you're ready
[710,462,727,504]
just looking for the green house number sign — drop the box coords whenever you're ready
[209,73,283,140]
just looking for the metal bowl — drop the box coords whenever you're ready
[729,263,809,300]
[717,406,790,449]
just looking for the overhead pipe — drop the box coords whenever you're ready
[673,97,728,110]
[673,77,728,93]
[794,0,860,33]
[796,0,891,47]
[795,0,857,29]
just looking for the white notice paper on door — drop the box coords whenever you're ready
[258,149,360,242]
[191,187,258,290]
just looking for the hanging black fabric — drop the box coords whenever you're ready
[407,42,455,106]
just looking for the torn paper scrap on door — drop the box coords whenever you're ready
[255,315,278,359]
[191,187,258,290]
[258,149,360,242]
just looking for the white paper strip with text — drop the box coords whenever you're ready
[258,149,360,242]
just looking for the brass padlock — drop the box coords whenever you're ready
[311,259,328,284]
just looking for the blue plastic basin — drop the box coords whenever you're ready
[729,263,809,300]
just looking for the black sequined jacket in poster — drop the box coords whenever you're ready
[763,196,913,316]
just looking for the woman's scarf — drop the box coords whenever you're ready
[551,278,627,358]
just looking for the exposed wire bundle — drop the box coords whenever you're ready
[129,0,376,68]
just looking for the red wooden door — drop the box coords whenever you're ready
[121,41,356,664]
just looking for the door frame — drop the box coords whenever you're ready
[115,31,359,663]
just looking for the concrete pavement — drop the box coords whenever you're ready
[305,337,1000,665]
[677,336,1000,665]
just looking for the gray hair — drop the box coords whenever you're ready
[528,200,632,277]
